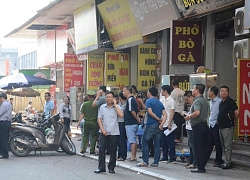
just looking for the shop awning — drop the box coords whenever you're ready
[41,61,64,69]
[5,0,92,39]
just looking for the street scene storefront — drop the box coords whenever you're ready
[3,0,250,174]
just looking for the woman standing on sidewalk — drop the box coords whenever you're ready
[59,96,72,137]
[117,91,127,161]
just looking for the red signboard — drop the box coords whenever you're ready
[237,59,250,136]
[64,53,84,92]
[171,21,202,65]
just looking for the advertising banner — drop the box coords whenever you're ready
[64,54,84,92]
[171,20,202,65]
[87,55,104,90]
[105,52,130,90]
[97,0,144,50]
[127,0,180,36]
[137,44,156,91]
[74,0,98,54]
[20,69,50,79]
[175,0,243,18]
[237,59,250,136]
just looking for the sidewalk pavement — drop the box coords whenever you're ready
[70,123,249,180]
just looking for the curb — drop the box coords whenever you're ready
[71,129,176,179]
[75,152,176,180]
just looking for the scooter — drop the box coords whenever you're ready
[9,113,76,157]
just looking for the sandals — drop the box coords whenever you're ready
[117,158,125,161]
[186,164,197,169]
[129,158,137,162]
[90,150,98,156]
[136,162,148,167]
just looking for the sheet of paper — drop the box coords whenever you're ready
[164,124,177,136]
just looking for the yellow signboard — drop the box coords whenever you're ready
[137,44,156,90]
[105,52,130,90]
[74,0,98,54]
[87,55,104,90]
[97,0,144,50]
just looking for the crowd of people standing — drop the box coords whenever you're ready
[76,79,239,174]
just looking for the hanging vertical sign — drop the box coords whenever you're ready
[137,44,156,90]
[64,53,84,92]
[171,20,202,65]
[237,59,250,136]
[155,31,163,89]
[105,52,130,90]
[87,55,104,90]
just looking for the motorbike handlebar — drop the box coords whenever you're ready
[40,113,60,127]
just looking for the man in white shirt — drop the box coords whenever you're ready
[171,78,185,143]
[183,91,197,169]
[160,85,176,163]
[205,86,223,167]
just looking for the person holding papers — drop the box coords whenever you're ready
[182,91,197,169]
[159,85,176,164]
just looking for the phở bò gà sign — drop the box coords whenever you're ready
[171,20,202,65]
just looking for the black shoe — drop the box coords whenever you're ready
[0,155,8,159]
[109,170,115,174]
[94,169,106,173]
[149,154,154,157]
[213,163,222,167]
[191,168,206,173]
[90,151,98,156]
[80,150,86,154]
[221,164,232,169]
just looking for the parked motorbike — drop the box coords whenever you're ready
[11,112,25,123]
[11,112,41,126]
[9,113,76,157]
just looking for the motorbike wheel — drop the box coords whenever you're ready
[9,135,31,157]
[61,137,76,155]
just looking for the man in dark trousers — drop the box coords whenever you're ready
[94,92,123,174]
[218,86,239,169]
[206,86,223,167]
[171,78,185,143]
[0,93,12,159]
[184,84,209,173]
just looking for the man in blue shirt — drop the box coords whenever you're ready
[0,93,12,159]
[137,87,167,167]
[123,86,140,161]
[44,92,54,119]
[205,86,223,167]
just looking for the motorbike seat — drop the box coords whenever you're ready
[33,126,46,136]
[18,124,46,136]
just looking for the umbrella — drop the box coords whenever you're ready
[5,87,40,97]
[0,73,56,89]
